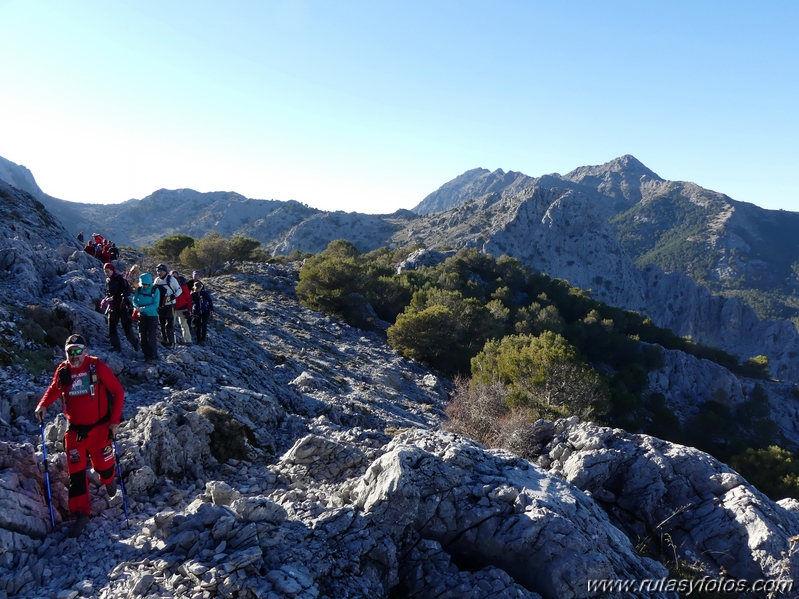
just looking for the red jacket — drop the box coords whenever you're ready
[37,356,124,426]
[175,283,192,311]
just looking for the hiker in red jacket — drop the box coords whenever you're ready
[35,335,124,538]
[171,270,193,345]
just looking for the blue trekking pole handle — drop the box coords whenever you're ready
[113,439,129,525]
[39,423,56,530]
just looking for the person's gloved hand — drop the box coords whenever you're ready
[34,406,46,423]
[109,423,119,439]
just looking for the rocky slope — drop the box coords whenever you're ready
[2,181,799,598]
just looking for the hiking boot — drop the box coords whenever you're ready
[106,479,117,498]
[67,513,90,538]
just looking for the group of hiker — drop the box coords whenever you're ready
[35,261,216,537]
[131,265,214,360]
[103,262,214,363]
[80,232,119,263]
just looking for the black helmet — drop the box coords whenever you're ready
[65,334,86,349]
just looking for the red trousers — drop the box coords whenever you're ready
[65,425,115,515]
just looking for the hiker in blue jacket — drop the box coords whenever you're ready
[131,273,161,363]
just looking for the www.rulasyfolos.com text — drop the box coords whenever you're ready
[587,576,793,596]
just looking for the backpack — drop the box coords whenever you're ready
[107,274,133,311]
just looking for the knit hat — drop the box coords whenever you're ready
[156,263,168,272]
[193,281,203,290]
[192,270,201,276]
[65,334,86,349]
[103,263,115,273]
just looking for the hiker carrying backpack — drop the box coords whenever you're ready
[172,271,193,345]
[131,273,161,363]
[190,280,214,346]
[103,263,139,352]
[34,334,125,538]
[153,264,182,349]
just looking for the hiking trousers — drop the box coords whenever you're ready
[65,425,115,516]
[108,309,139,351]
[194,312,211,343]
[138,314,159,360]
[158,305,175,346]
[175,309,192,344]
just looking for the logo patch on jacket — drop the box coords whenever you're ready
[67,372,91,397]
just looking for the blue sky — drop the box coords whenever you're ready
[0,1,797,213]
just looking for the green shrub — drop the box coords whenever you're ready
[296,249,365,322]
[179,231,230,273]
[388,305,466,374]
[741,354,771,380]
[730,446,799,501]
[641,392,683,442]
[229,236,268,262]
[153,234,195,263]
[365,275,413,322]
[471,331,609,420]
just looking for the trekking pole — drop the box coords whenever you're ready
[39,423,56,530]
[112,440,129,526]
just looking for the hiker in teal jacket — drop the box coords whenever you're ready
[131,273,161,363]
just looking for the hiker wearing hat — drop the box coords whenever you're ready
[153,264,183,349]
[131,273,161,363]
[190,280,214,346]
[104,263,139,353]
[34,335,125,537]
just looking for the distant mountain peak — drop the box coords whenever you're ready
[412,168,531,215]
[558,155,663,208]
[564,155,662,183]
[0,155,45,200]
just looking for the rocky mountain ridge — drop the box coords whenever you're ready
[397,181,799,385]
[1,180,799,597]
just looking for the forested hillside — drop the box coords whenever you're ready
[295,241,799,501]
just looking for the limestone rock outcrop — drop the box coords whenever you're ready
[532,418,799,585]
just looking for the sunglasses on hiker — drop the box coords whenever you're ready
[66,348,85,356]
[141,283,151,287]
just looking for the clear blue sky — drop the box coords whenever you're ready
[1,1,797,213]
